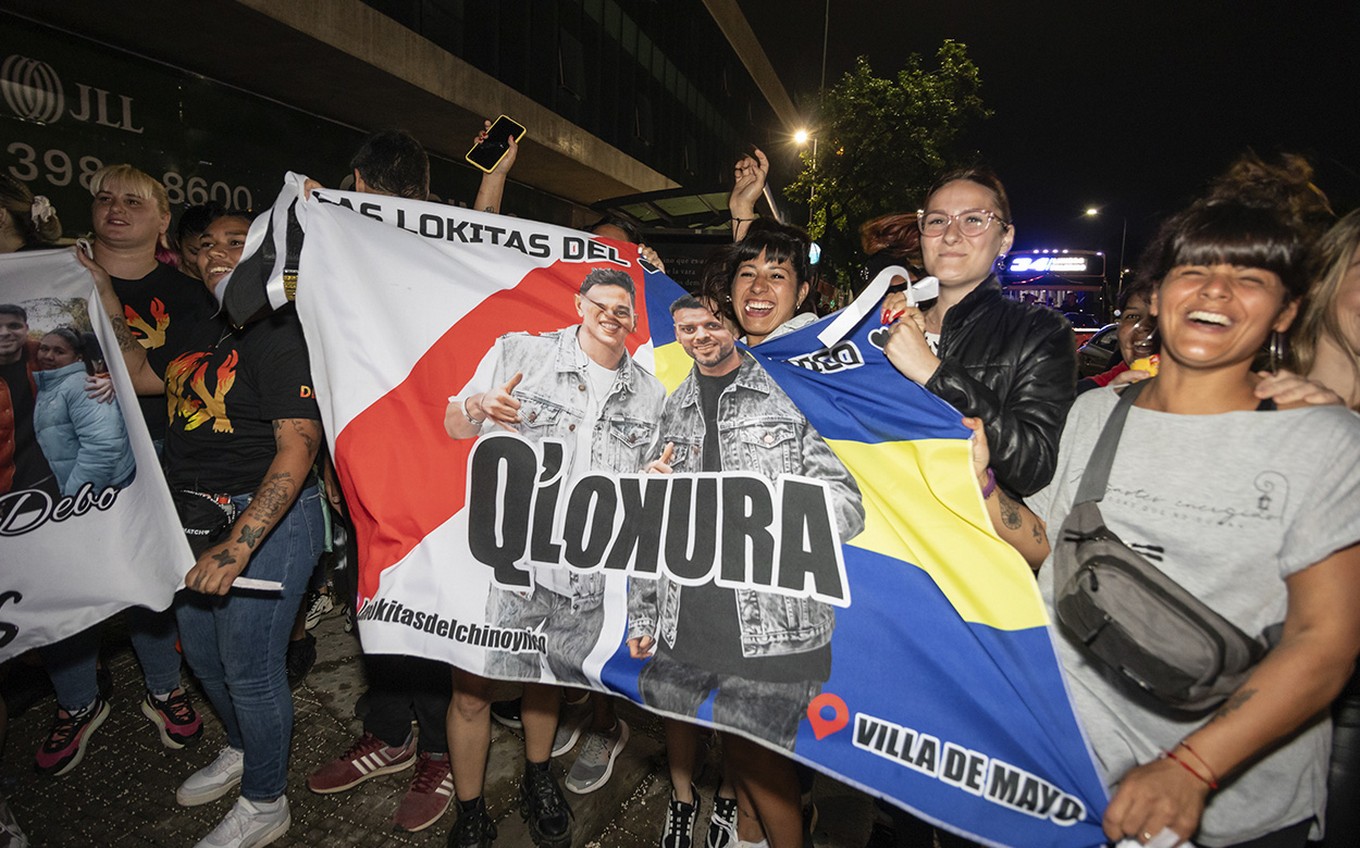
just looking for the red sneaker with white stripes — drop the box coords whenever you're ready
[306,731,417,794]
[391,752,454,832]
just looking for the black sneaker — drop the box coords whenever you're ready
[448,799,497,848]
[519,766,572,848]
[287,633,317,688]
[491,697,523,730]
[703,792,735,848]
[662,785,700,848]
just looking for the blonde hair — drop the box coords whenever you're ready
[1292,209,1360,400]
[89,164,170,218]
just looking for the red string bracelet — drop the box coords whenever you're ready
[1164,749,1218,789]
[1177,740,1221,787]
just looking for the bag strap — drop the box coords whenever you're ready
[1073,380,1149,504]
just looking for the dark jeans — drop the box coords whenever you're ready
[41,606,183,711]
[638,650,819,751]
[362,654,451,754]
[176,487,323,800]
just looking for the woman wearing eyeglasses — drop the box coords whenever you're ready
[879,168,1077,496]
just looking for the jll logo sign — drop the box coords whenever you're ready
[0,54,144,134]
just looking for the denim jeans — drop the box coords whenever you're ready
[638,650,820,751]
[40,605,184,711]
[485,585,603,687]
[176,486,323,801]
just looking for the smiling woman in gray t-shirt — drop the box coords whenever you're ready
[964,169,1360,847]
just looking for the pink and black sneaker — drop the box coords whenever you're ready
[141,689,203,749]
[35,698,111,776]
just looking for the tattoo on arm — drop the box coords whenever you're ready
[275,419,320,456]
[248,472,295,524]
[1211,688,1257,721]
[998,491,1023,530]
[210,549,238,569]
[111,314,138,352]
[235,524,265,550]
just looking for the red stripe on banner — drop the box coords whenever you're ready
[333,259,652,603]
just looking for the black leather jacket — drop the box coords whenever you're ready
[924,277,1076,496]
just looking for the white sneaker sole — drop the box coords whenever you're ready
[241,813,289,848]
[177,768,244,807]
[46,700,111,777]
[141,698,198,750]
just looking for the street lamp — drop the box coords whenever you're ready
[1083,205,1128,319]
[795,128,818,228]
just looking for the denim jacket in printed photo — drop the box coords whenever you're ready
[466,326,665,607]
[627,353,865,657]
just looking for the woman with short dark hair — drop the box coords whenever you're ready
[974,171,1360,847]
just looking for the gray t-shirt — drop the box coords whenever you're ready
[1028,387,1360,845]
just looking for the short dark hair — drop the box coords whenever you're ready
[177,202,227,245]
[727,219,812,287]
[1139,198,1313,300]
[669,294,705,316]
[199,209,254,236]
[579,268,635,300]
[0,303,27,322]
[924,166,1012,224]
[350,130,430,200]
[588,215,642,245]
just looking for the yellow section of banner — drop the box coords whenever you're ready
[828,437,1049,631]
[654,341,694,393]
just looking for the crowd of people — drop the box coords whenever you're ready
[0,121,1357,848]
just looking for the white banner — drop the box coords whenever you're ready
[0,249,191,659]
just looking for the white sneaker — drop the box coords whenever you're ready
[193,796,290,848]
[551,695,592,757]
[177,746,245,806]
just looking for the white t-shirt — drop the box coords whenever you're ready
[1028,388,1360,845]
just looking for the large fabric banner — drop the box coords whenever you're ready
[0,249,190,660]
[248,178,1110,847]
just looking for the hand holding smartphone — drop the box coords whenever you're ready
[467,115,527,173]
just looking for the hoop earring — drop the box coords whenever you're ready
[1268,330,1287,373]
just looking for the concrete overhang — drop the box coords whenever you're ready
[6,0,680,205]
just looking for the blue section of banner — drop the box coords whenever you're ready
[746,311,972,445]
[629,274,1110,846]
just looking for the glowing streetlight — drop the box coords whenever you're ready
[793,128,811,146]
[1084,207,1100,217]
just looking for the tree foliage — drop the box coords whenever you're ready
[786,42,991,292]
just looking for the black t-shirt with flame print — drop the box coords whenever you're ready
[112,262,215,440]
[162,305,319,494]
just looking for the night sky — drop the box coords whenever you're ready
[737,0,1360,270]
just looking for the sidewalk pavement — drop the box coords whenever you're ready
[1,611,877,847]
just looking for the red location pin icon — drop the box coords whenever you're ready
[806,692,849,740]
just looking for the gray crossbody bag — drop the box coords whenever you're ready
[1052,381,1276,713]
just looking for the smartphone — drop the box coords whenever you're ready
[466,115,527,173]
